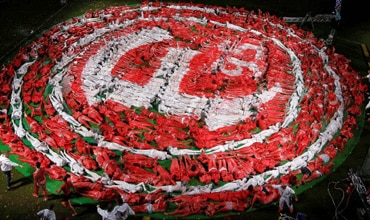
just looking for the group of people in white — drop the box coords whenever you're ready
[36,197,135,220]
[96,197,135,220]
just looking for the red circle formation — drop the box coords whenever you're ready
[0,2,367,217]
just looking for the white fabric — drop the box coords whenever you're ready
[37,209,56,220]
[114,203,135,220]
[97,206,118,220]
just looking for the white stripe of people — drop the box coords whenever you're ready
[0,2,366,217]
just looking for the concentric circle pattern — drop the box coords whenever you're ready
[0,2,367,217]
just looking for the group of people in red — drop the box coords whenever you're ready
[0,0,367,219]
[1,146,304,218]
[0,150,76,217]
[1,149,138,219]
[4,153,78,217]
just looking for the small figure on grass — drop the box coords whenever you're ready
[56,174,77,217]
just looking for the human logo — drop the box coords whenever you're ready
[0,2,365,217]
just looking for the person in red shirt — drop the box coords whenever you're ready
[33,161,48,201]
[56,174,77,216]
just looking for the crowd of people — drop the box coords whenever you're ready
[1,150,136,219]
[364,70,370,114]
[1,148,307,219]
[0,2,366,218]
[97,197,135,220]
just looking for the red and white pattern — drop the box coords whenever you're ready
[0,2,367,217]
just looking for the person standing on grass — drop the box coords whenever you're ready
[33,161,48,201]
[56,174,77,217]
[0,151,23,191]
[271,183,298,214]
[37,204,56,220]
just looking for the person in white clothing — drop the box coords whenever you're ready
[0,151,23,190]
[271,184,298,213]
[97,203,117,220]
[114,197,135,220]
[37,204,56,220]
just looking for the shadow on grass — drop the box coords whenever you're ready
[10,176,32,190]
[74,203,99,217]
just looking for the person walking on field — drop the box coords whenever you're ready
[0,151,23,191]
[271,183,298,213]
[33,161,48,201]
[37,204,56,220]
[56,174,77,216]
